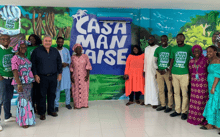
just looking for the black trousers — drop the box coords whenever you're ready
[31,82,39,108]
[37,74,57,115]
[129,92,141,102]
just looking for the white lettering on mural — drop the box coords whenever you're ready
[75,15,129,66]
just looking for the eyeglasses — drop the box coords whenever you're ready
[1,38,10,41]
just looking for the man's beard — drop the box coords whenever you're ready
[148,42,155,46]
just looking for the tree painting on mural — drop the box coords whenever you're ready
[22,6,72,39]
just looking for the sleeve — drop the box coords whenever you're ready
[125,55,131,75]
[170,48,174,59]
[154,47,159,58]
[70,56,74,72]
[190,46,193,57]
[188,59,193,74]
[31,49,37,75]
[214,64,220,78]
[66,48,71,65]
[144,50,147,72]
[57,50,63,74]
[153,56,158,69]
[85,54,92,70]
[11,55,19,71]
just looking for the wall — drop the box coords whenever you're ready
[0,5,219,101]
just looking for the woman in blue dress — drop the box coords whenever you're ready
[201,46,220,133]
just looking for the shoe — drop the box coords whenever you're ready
[66,105,72,110]
[156,106,166,111]
[181,113,188,120]
[48,112,58,117]
[126,101,134,106]
[0,125,2,132]
[170,112,181,117]
[55,107,59,112]
[200,126,208,130]
[152,105,158,109]
[135,100,140,104]
[40,115,46,120]
[140,102,145,105]
[4,117,16,122]
[164,108,172,113]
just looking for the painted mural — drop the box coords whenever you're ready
[0,5,219,101]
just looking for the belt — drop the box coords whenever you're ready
[39,73,56,77]
[2,76,13,79]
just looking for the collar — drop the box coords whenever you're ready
[56,47,63,51]
[42,46,52,52]
[162,45,169,49]
[0,44,9,50]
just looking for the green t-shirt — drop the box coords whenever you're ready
[26,46,39,60]
[170,44,192,75]
[154,45,172,70]
[0,46,14,77]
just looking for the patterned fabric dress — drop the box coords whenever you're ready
[11,55,35,126]
[187,56,209,125]
[203,64,220,128]
[70,54,92,109]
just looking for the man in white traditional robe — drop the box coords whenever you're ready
[142,35,159,109]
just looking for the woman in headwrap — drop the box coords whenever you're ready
[215,34,220,58]
[187,45,209,126]
[70,44,92,109]
[201,46,220,132]
[124,45,145,106]
[11,40,36,128]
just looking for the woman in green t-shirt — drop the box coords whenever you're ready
[27,34,42,114]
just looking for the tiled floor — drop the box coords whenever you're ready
[0,100,219,137]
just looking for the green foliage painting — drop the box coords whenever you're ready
[1,5,220,101]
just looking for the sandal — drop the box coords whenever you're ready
[23,125,29,128]
[126,102,134,106]
[200,125,214,130]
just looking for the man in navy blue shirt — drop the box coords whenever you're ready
[31,35,62,120]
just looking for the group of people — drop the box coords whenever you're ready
[0,34,92,131]
[124,32,220,135]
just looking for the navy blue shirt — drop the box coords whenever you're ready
[31,46,62,76]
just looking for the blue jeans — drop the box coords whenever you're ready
[55,88,71,108]
[0,79,14,119]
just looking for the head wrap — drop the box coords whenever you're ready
[72,43,83,52]
[131,45,143,56]
[12,40,31,53]
[216,34,220,43]
[192,45,204,57]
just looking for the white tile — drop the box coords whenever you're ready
[100,119,122,130]
[171,133,195,137]
[144,125,171,136]
[123,128,149,137]
[102,128,125,137]
[58,123,80,132]
[57,131,80,137]
[2,101,220,137]
[80,129,102,137]
[80,121,101,131]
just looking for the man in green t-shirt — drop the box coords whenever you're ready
[0,35,16,131]
[169,33,192,120]
[154,35,173,113]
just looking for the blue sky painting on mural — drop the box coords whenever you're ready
[70,10,132,75]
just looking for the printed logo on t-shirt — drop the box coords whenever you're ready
[174,51,187,68]
[159,52,169,68]
[2,54,13,72]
